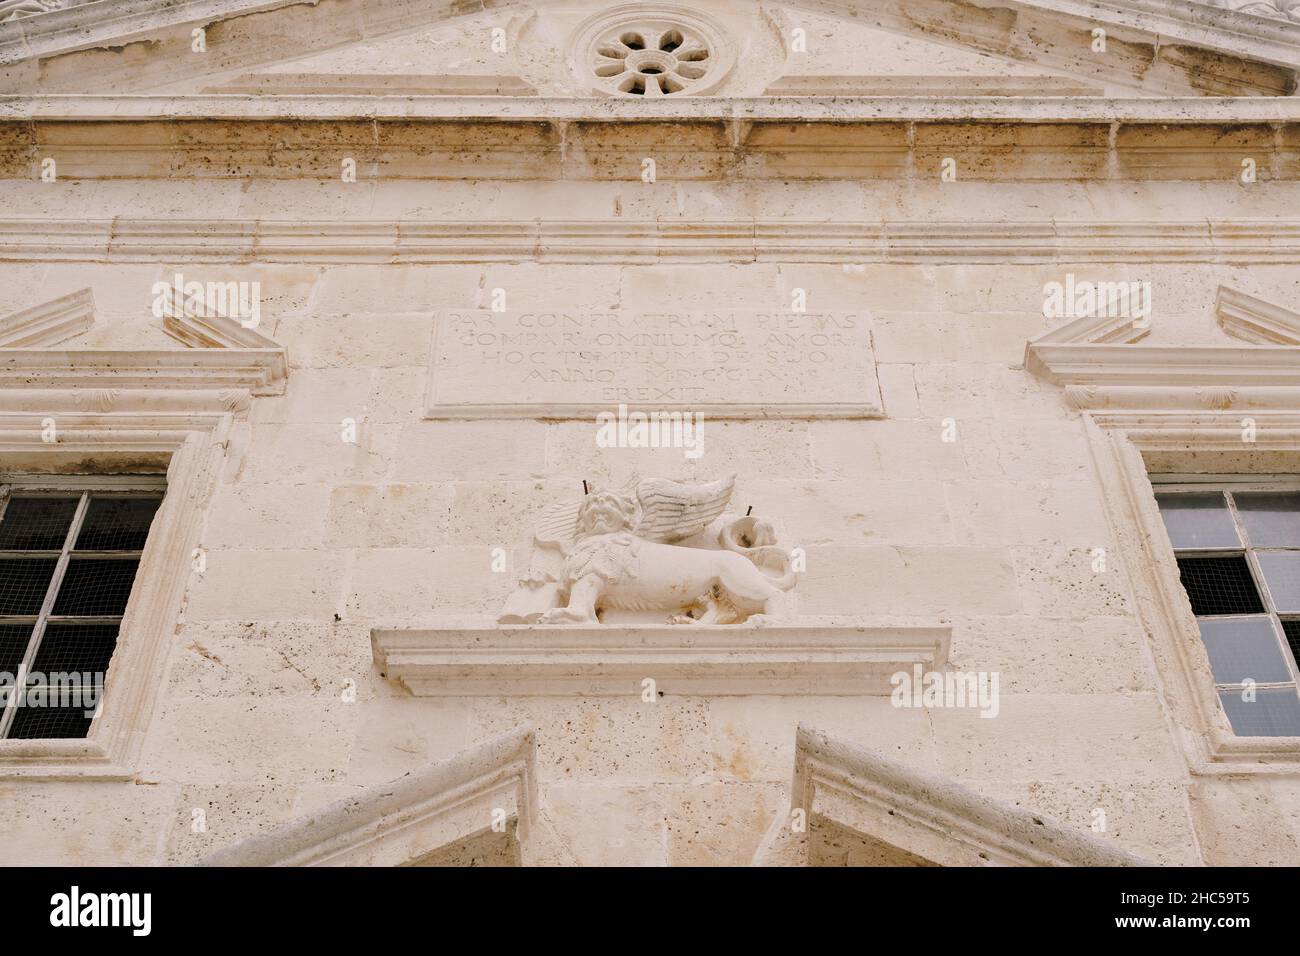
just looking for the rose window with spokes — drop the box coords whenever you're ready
[591,23,713,96]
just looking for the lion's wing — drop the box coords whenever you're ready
[633,475,735,543]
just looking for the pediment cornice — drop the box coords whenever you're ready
[0,286,92,347]
[1026,286,1300,411]
[2,0,1298,97]
[200,728,538,866]
[767,725,1148,866]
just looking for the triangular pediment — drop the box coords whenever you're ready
[2,0,1297,98]
[0,282,287,394]
[200,728,537,866]
[1025,286,1300,411]
[755,725,1147,866]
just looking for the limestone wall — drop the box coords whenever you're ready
[4,164,1300,864]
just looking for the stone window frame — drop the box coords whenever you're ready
[1085,411,1300,773]
[0,473,167,740]
[1149,473,1300,732]
[0,402,236,780]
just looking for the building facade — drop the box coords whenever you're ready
[2,0,1300,866]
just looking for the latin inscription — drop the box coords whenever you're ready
[425,310,881,419]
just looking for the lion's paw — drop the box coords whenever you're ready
[539,607,593,625]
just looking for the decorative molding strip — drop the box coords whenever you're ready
[762,75,1105,96]
[0,286,92,347]
[4,108,1298,182]
[372,622,951,697]
[0,348,286,394]
[7,94,1300,122]
[203,73,539,96]
[786,725,1148,866]
[6,219,1300,265]
[1216,285,1300,344]
[160,293,283,351]
[201,728,538,866]
[1028,343,1300,388]
[1026,311,1151,348]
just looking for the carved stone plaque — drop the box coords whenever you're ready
[424,309,882,419]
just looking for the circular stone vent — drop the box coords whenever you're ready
[571,4,734,98]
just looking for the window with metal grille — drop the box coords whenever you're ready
[0,478,164,740]
[1155,481,1300,737]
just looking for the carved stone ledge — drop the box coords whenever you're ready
[0,348,287,394]
[371,621,951,697]
[8,219,1300,266]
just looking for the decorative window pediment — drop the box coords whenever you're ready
[201,729,537,867]
[0,287,287,778]
[1026,285,1300,412]
[0,288,287,395]
[756,726,1146,866]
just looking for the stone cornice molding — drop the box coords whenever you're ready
[372,621,952,697]
[5,219,1300,265]
[200,728,538,866]
[785,725,1148,865]
[0,348,287,394]
[5,103,1299,184]
[162,303,282,351]
[1216,284,1300,343]
[7,94,1300,122]
[0,286,92,346]
[1026,310,1152,348]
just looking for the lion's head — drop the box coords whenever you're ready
[576,490,639,537]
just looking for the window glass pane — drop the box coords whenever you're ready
[1219,687,1300,737]
[0,558,57,615]
[1235,492,1300,548]
[0,496,78,551]
[50,559,140,617]
[6,698,96,740]
[1198,617,1293,685]
[1283,621,1300,670]
[75,496,162,552]
[1156,493,1240,550]
[1256,552,1300,615]
[29,623,121,677]
[0,622,33,681]
[1176,556,1265,616]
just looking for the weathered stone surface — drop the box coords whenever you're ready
[2,0,1296,871]
[426,309,883,419]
